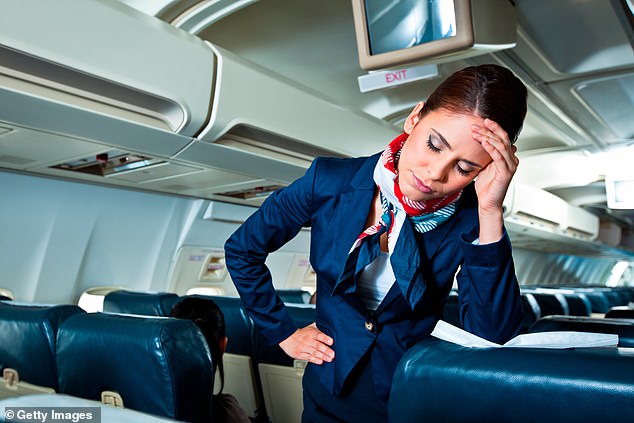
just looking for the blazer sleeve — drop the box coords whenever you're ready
[455,227,524,343]
[224,159,317,345]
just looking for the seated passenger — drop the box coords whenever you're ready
[170,297,250,423]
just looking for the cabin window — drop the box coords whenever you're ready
[606,261,632,287]
[77,286,122,312]
[0,287,14,300]
[186,286,226,296]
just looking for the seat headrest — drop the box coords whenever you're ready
[276,289,311,304]
[56,312,213,423]
[530,315,634,347]
[581,291,611,313]
[102,290,180,316]
[563,294,592,316]
[190,295,254,356]
[529,292,566,316]
[605,306,634,319]
[389,338,634,423]
[0,302,84,389]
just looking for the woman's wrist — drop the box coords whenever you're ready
[478,207,504,244]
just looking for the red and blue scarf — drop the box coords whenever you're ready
[349,133,462,254]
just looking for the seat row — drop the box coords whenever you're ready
[0,300,213,423]
[442,286,634,333]
[101,290,315,423]
[395,287,634,422]
[389,337,634,423]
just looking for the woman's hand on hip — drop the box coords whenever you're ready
[279,322,335,365]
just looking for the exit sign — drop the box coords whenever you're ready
[357,64,439,93]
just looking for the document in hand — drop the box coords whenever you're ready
[431,320,619,349]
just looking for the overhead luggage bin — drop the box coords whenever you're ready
[0,0,220,196]
[502,183,601,253]
[0,0,214,137]
[175,43,400,185]
[0,0,399,202]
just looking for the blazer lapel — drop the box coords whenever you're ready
[331,154,380,294]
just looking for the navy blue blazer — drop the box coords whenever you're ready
[225,153,524,403]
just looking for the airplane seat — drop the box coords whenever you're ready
[526,292,566,317]
[276,289,311,304]
[187,296,255,356]
[255,304,315,423]
[389,337,634,423]
[440,292,461,328]
[601,290,624,309]
[520,293,541,333]
[56,312,213,423]
[0,301,84,394]
[529,315,634,347]
[563,293,592,316]
[102,290,180,316]
[186,295,263,421]
[618,288,634,303]
[579,290,610,314]
[605,306,634,319]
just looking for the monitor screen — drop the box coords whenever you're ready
[365,0,457,56]
[352,0,517,70]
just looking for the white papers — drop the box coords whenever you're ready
[431,320,619,349]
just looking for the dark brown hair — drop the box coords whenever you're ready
[170,296,226,393]
[419,64,528,144]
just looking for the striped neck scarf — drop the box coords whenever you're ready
[349,133,462,254]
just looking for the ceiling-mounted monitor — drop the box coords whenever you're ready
[351,0,517,70]
[605,175,634,210]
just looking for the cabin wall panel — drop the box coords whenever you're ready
[180,206,311,291]
[512,248,618,286]
[0,171,311,303]
[0,171,196,303]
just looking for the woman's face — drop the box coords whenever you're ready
[398,104,492,201]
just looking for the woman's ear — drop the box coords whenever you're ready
[403,102,425,134]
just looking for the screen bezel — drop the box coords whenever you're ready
[605,175,634,209]
[351,0,474,70]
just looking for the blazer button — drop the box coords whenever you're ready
[364,321,374,332]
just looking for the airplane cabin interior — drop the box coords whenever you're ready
[1,0,634,422]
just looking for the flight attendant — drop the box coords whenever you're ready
[225,64,526,422]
